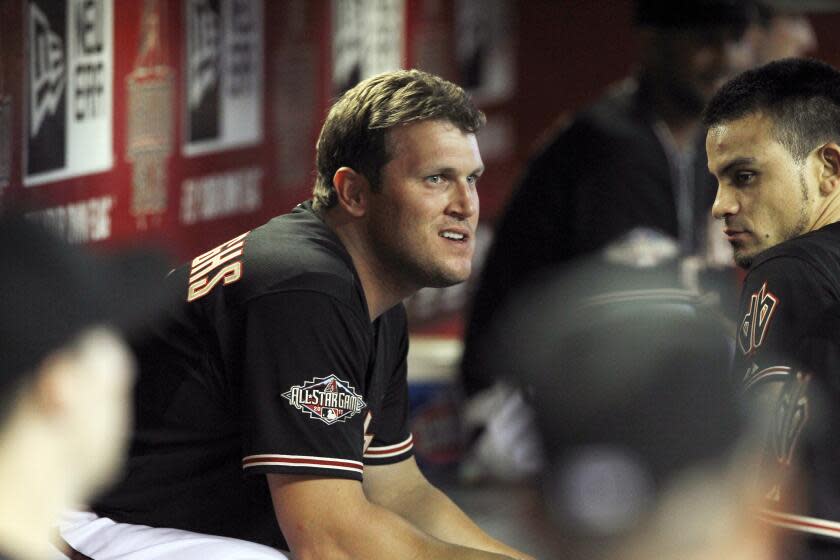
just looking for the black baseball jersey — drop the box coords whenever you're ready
[94,201,414,549]
[732,222,840,551]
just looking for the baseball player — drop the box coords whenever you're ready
[60,70,533,560]
[462,0,758,400]
[0,214,168,560]
[705,58,840,559]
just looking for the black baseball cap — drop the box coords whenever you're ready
[635,0,759,29]
[0,212,173,393]
[487,250,749,539]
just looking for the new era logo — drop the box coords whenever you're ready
[29,2,66,137]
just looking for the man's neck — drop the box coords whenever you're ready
[321,209,413,321]
[811,191,840,232]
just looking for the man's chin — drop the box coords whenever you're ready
[425,266,471,288]
[733,248,755,270]
[428,274,469,289]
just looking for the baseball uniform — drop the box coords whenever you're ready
[732,221,840,556]
[91,201,415,550]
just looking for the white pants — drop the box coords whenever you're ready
[59,511,291,560]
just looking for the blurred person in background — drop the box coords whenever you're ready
[463,0,758,397]
[485,252,789,560]
[751,1,818,65]
[0,214,168,560]
[460,0,759,482]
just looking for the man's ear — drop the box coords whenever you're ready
[818,143,840,195]
[333,167,370,217]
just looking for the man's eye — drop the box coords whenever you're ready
[427,175,443,184]
[734,171,756,185]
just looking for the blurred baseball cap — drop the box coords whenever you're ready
[0,212,173,394]
[635,0,759,29]
[487,250,748,538]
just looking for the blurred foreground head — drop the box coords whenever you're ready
[489,247,782,559]
[0,214,170,559]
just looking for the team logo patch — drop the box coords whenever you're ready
[739,281,779,356]
[282,374,366,425]
[772,372,811,466]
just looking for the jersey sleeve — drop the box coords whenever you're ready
[239,290,372,481]
[363,305,414,466]
[737,258,840,526]
[734,256,834,393]
[798,306,840,395]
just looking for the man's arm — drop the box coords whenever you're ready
[267,473,519,560]
[733,257,832,511]
[362,456,535,560]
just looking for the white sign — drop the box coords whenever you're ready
[331,0,405,95]
[180,166,263,225]
[25,0,114,186]
[455,0,514,105]
[26,195,114,243]
[183,0,264,156]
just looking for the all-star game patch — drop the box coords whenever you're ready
[282,374,366,425]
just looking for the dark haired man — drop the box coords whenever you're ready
[60,69,533,560]
[462,0,758,400]
[705,57,840,558]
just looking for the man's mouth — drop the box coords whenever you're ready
[439,229,469,242]
[724,228,750,243]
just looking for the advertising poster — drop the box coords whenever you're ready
[25,0,113,186]
[331,0,405,95]
[184,0,263,156]
[126,0,175,227]
[454,0,514,105]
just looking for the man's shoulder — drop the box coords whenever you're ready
[534,79,646,157]
[379,302,408,337]
[739,224,840,335]
[749,223,840,281]
[234,205,365,310]
[586,78,639,118]
[577,79,647,135]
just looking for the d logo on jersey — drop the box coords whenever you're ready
[763,371,811,504]
[739,282,779,356]
[772,371,810,466]
[282,374,366,425]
